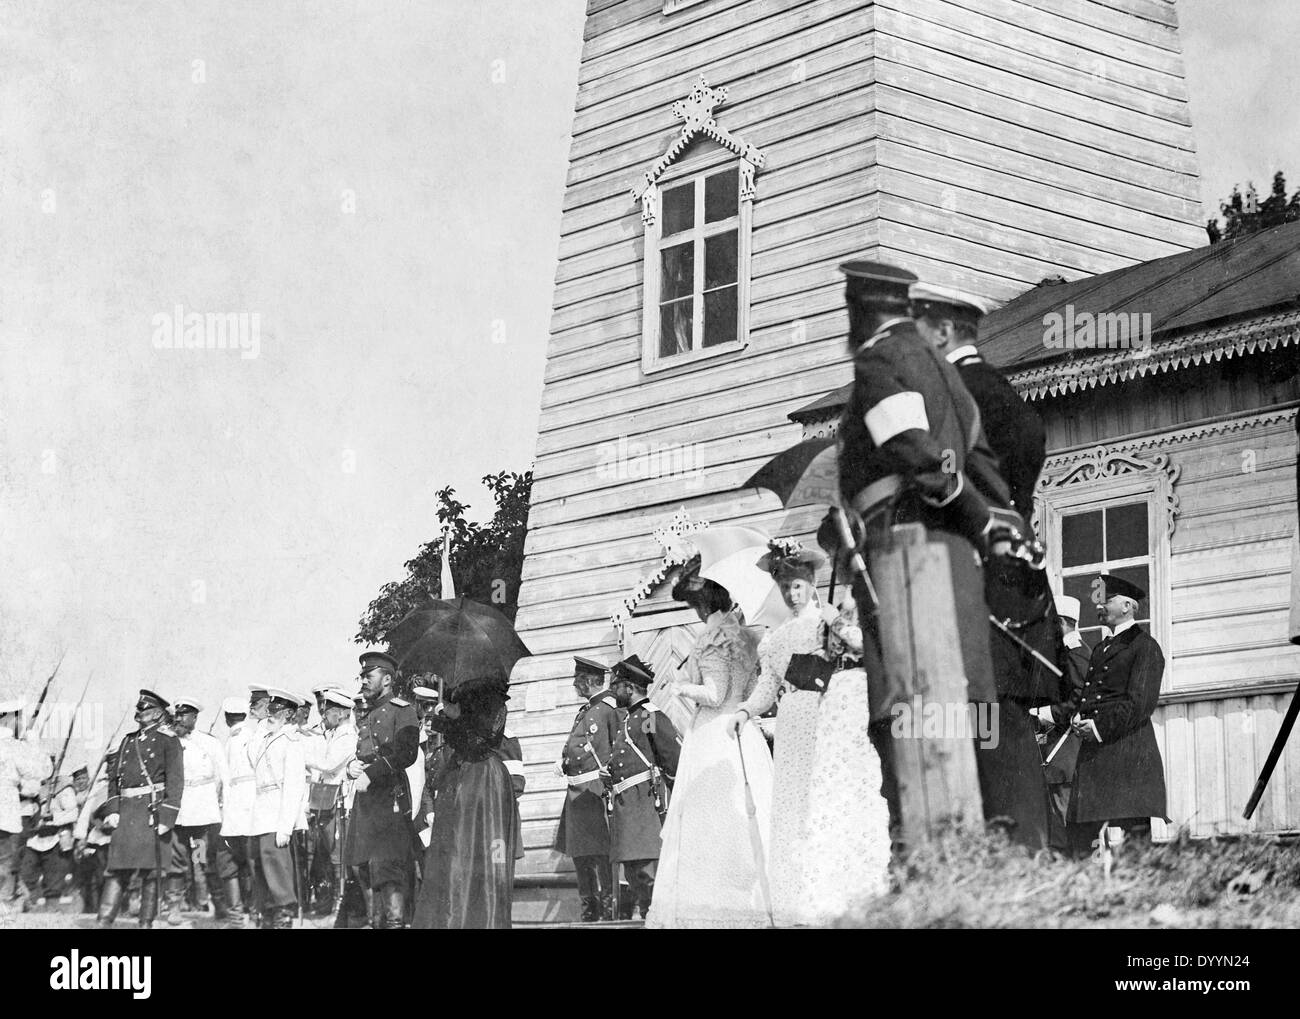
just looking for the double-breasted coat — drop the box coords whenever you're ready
[606,698,681,864]
[104,723,183,871]
[554,691,618,859]
[1069,625,1169,823]
[344,692,419,865]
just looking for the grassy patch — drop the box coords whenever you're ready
[841,827,1300,929]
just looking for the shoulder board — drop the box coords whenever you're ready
[599,695,617,710]
[643,703,660,714]
[390,697,410,707]
[503,728,516,740]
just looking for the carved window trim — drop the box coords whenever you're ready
[1034,446,1179,674]
[632,78,765,375]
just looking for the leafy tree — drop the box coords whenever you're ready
[355,470,533,646]
[1206,171,1300,243]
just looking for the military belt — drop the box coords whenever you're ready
[256,782,282,793]
[229,775,255,786]
[611,771,651,796]
[566,769,602,787]
[120,783,166,798]
[184,776,216,788]
[851,474,902,516]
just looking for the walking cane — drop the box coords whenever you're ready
[736,737,774,928]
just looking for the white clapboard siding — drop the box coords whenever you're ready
[510,0,1212,882]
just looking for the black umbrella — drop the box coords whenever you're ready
[384,596,531,693]
[740,436,836,508]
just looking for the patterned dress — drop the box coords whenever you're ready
[800,608,890,922]
[738,600,822,926]
[645,610,775,929]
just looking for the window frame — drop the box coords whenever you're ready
[641,160,752,374]
[1038,470,1174,680]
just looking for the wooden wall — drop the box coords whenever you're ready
[1032,351,1300,835]
[872,0,1205,301]
[513,0,1215,885]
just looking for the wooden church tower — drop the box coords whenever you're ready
[508,0,1205,917]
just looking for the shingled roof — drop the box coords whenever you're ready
[790,220,1300,421]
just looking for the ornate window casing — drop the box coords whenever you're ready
[1034,446,1179,669]
[632,78,764,374]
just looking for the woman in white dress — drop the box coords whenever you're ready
[727,544,825,926]
[799,596,891,920]
[645,567,775,929]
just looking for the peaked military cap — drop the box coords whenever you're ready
[573,655,608,677]
[909,281,996,319]
[137,689,169,710]
[171,697,202,714]
[1053,594,1082,621]
[264,686,299,711]
[411,685,440,701]
[0,696,25,715]
[611,654,655,687]
[320,688,354,709]
[358,650,399,675]
[840,260,917,305]
[222,696,249,715]
[1096,574,1146,603]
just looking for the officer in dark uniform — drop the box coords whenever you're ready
[605,655,681,921]
[554,655,618,922]
[1064,575,1168,856]
[910,281,1057,849]
[97,689,184,928]
[343,651,420,928]
[826,260,1034,848]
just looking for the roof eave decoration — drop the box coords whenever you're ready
[1008,309,1300,401]
[611,508,708,633]
[629,76,767,228]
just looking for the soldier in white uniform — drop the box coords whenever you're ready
[1,697,53,913]
[247,687,308,928]
[303,688,356,916]
[22,771,78,907]
[167,697,230,924]
[220,686,269,924]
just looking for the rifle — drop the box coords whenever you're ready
[88,708,132,791]
[38,672,94,822]
[26,651,66,741]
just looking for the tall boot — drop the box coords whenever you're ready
[139,875,159,929]
[381,882,406,930]
[220,877,246,924]
[191,864,211,913]
[163,875,188,926]
[366,884,382,929]
[97,873,124,927]
[209,871,229,919]
[260,905,277,930]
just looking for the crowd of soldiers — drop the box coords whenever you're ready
[1,649,523,928]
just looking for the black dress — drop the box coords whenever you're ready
[412,705,522,929]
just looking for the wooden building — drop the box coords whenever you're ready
[508,0,1244,919]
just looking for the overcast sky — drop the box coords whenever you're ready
[1,0,1294,763]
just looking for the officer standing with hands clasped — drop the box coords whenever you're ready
[97,689,184,928]
[605,655,681,921]
[554,655,618,922]
[344,651,420,929]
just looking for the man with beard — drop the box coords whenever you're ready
[909,281,1056,849]
[97,689,184,928]
[303,688,356,917]
[166,697,229,924]
[826,261,1034,850]
[554,655,617,922]
[344,652,419,929]
[247,688,308,928]
[605,656,681,921]
[1065,575,1168,856]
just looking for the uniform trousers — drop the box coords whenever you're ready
[249,834,298,909]
[572,854,611,916]
[0,830,19,900]
[621,858,657,917]
[77,844,109,911]
[171,823,222,898]
[20,842,72,900]
[307,809,340,907]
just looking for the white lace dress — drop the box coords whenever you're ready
[738,601,823,927]
[800,610,891,921]
[645,610,775,929]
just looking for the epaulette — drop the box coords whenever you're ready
[390,697,410,707]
